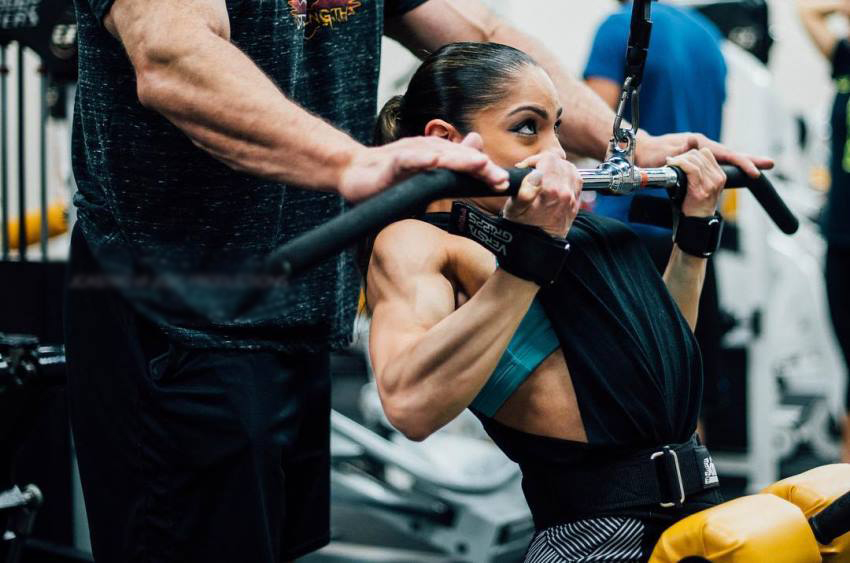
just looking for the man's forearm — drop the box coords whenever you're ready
[388,0,615,161]
[114,4,361,191]
[663,247,707,330]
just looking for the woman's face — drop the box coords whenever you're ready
[468,64,565,169]
[428,64,566,214]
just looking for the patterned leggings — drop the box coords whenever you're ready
[524,517,645,563]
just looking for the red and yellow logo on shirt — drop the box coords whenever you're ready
[288,0,364,39]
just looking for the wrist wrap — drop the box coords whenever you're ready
[448,201,570,286]
[674,212,724,258]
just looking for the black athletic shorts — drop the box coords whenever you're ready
[64,225,331,562]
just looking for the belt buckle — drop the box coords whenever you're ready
[651,446,685,508]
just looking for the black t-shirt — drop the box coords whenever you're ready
[827,38,850,246]
[72,0,427,351]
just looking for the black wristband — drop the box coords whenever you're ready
[448,201,570,286]
[674,212,724,258]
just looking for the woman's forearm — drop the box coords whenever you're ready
[663,247,707,331]
[111,1,362,191]
[378,271,539,440]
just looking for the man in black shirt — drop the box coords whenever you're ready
[67,0,773,561]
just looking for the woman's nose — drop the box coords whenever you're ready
[546,134,566,159]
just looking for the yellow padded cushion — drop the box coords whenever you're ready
[763,464,850,562]
[649,494,821,563]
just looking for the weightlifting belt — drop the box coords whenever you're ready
[522,435,720,529]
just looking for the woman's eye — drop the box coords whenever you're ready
[554,119,562,133]
[512,119,538,136]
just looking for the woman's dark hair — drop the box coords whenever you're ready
[374,42,538,145]
[360,43,538,299]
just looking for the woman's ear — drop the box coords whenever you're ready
[424,119,464,142]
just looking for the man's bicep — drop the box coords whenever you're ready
[585,77,621,110]
[104,0,229,47]
[385,0,498,55]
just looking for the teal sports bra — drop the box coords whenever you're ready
[470,298,560,416]
[413,212,560,417]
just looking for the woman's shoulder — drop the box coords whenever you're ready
[370,219,452,276]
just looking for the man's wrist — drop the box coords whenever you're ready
[332,142,367,196]
[633,129,652,166]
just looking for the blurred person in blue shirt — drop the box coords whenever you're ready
[584,0,727,244]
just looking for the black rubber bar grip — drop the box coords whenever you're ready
[265,163,799,283]
[266,167,530,277]
[670,165,799,235]
[809,490,850,545]
[720,165,799,235]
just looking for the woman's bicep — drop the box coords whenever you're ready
[366,240,457,384]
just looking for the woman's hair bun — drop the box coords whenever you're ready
[374,94,405,146]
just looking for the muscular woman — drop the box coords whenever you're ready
[365,43,727,562]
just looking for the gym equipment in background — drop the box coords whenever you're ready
[0,1,81,559]
[650,464,850,561]
[684,0,773,64]
[0,0,76,262]
[0,333,74,563]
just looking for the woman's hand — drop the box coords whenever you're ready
[666,148,727,218]
[502,150,583,238]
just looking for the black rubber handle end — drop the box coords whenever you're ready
[750,173,799,235]
[720,166,799,235]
